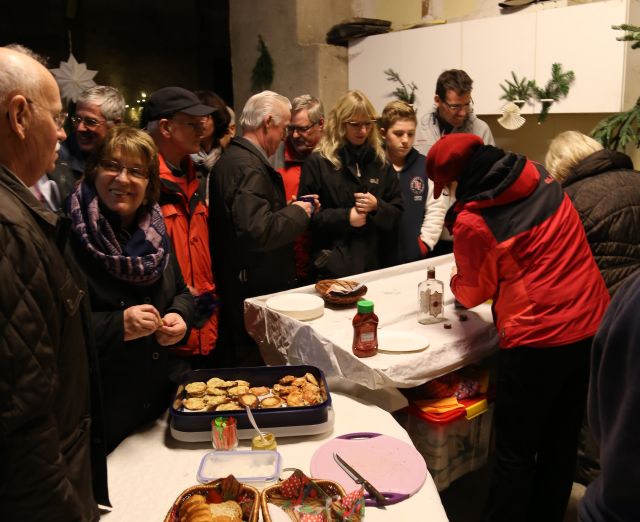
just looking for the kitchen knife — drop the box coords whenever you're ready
[333,452,387,507]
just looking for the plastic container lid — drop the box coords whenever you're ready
[357,300,374,313]
[197,450,281,484]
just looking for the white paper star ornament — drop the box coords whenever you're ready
[50,53,98,102]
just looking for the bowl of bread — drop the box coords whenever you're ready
[314,279,367,306]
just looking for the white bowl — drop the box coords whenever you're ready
[266,293,325,321]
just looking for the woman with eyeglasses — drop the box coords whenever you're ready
[298,90,403,279]
[68,125,195,453]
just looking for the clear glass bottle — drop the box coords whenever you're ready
[418,266,444,324]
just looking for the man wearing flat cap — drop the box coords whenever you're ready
[146,87,219,363]
[426,134,609,522]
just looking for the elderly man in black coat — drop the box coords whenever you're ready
[209,90,314,367]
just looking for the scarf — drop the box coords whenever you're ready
[69,182,170,285]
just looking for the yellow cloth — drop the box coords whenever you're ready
[413,397,461,414]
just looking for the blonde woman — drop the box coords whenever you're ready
[298,90,403,279]
[546,130,640,296]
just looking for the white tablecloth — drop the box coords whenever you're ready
[102,392,448,522]
[245,255,498,410]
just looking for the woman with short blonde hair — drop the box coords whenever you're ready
[545,130,603,184]
[545,129,640,296]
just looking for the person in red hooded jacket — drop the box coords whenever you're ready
[145,87,219,363]
[426,134,610,522]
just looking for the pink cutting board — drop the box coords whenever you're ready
[310,432,427,497]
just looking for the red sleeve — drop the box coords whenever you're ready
[450,211,499,308]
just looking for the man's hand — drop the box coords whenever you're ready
[155,312,187,346]
[124,304,162,341]
[292,200,313,217]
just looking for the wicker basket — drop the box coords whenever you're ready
[261,478,346,522]
[164,479,260,522]
[315,279,367,306]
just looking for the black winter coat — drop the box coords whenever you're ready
[298,145,403,279]
[562,149,640,295]
[0,165,98,521]
[70,237,195,453]
[209,137,309,298]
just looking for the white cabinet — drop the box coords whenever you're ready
[349,23,462,116]
[462,12,536,114]
[348,0,640,115]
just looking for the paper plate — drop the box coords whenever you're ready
[377,330,429,353]
[266,293,324,321]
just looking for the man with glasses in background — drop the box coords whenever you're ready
[51,85,125,205]
[274,94,325,285]
[415,69,495,256]
[144,87,220,367]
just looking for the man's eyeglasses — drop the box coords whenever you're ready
[71,115,107,130]
[170,118,204,132]
[345,120,376,129]
[99,159,148,180]
[26,98,68,129]
[287,122,318,135]
[441,98,474,112]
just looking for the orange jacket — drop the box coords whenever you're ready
[158,154,218,355]
[278,141,312,282]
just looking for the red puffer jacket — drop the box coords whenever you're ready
[451,153,609,349]
[158,154,218,355]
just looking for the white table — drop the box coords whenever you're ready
[245,255,499,410]
[102,392,449,522]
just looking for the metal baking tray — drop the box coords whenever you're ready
[169,365,333,440]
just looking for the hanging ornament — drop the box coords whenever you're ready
[50,53,98,103]
[497,102,526,130]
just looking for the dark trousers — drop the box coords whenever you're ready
[483,338,591,522]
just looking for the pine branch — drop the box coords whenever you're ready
[251,35,274,93]
[591,97,640,150]
[384,68,418,105]
[499,71,534,102]
[531,63,575,123]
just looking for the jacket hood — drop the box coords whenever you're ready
[564,148,634,187]
[457,150,540,209]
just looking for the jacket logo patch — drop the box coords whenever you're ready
[410,177,426,196]
[368,178,380,185]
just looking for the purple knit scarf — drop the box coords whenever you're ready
[69,182,170,285]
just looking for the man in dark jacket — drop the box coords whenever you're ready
[209,90,313,366]
[427,133,609,522]
[579,270,640,522]
[0,46,99,520]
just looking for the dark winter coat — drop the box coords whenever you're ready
[298,144,403,279]
[393,148,428,263]
[562,149,640,295]
[209,137,309,299]
[0,165,98,521]
[70,236,195,454]
[450,149,609,348]
[579,270,640,522]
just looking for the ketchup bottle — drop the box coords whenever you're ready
[352,300,379,358]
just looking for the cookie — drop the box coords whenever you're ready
[183,397,206,410]
[227,385,250,396]
[260,396,282,408]
[206,386,228,396]
[185,382,207,397]
[238,393,258,408]
[249,386,269,396]
[216,401,241,411]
